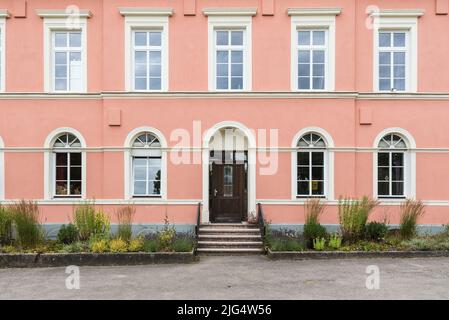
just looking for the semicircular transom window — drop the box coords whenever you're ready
[377,133,407,198]
[53,133,83,198]
[296,132,327,197]
[131,132,162,197]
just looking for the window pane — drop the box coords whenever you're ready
[393,33,405,47]
[217,64,228,77]
[134,166,147,180]
[231,77,243,90]
[313,64,325,77]
[378,168,389,181]
[148,181,161,195]
[312,167,323,180]
[298,31,310,45]
[298,166,309,180]
[149,32,161,46]
[148,168,161,181]
[231,51,243,63]
[71,153,82,166]
[55,79,67,91]
[56,182,68,195]
[55,66,67,78]
[149,158,162,167]
[379,33,391,47]
[379,66,390,78]
[312,152,324,165]
[135,78,147,90]
[149,78,161,90]
[392,153,404,166]
[135,32,147,46]
[55,33,67,47]
[297,152,309,165]
[313,51,325,63]
[70,52,81,62]
[298,64,309,77]
[56,167,67,180]
[70,182,82,195]
[298,50,310,63]
[149,51,161,64]
[216,31,228,45]
[69,33,81,47]
[55,52,67,64]
[134,181,146,195]
[393,79,405,91]
[231,64,243,77]
[394,66,405,78]
[379,52,391,65]
[298,77,310,89]
[231,31,243,46]
[392,182,404,196]
[379,79,390,91]
[297,181,309,195]
[392,167,404,181]
[56,153,68,165]
[149,64,161,77]
[217,77,228,90]
[313,77,325,89]
[311,181,324,195]
[394,52,405,65]
[313,31,325,45]
[135,51,146,63]
[135,64,147,77]
[378,182,389,196]
[70,167,82,181]
[217,51,228,63]
[378,153,389,166]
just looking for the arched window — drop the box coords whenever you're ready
[131,132,162,197]
[296,133,327,197]
[377,133,408,198]
[52,133,83,197]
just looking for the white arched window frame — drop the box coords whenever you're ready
[44,128,87,200]
[0,135,4,200]
[124,127,167,200]
[373,128,416,199]
[291,127,334,200]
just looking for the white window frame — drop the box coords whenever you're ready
[124,127,167,200]
[373,128,416,200]
[121,10,170,92]
[44,128,87,200]
[371,10,424,93]
[207,15,253,91]
[289,9,340,92]
[291,127,335,200]
[42,17,88,93]
[0,10,9,92]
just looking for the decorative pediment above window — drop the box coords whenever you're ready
[118,7,174,17]
[287,8,342,16]
[368,9,425,18]
[36,9,92,19]
[202,8,257,16]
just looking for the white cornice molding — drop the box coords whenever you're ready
[287,8,342,16]
[36,9,92,18]
[369,9,425,18]
[0,9,10,18]
[202,8,257,16]
[118,7,174,16]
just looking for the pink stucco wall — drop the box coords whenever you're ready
[0,0,449,226]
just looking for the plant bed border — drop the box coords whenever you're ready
[0,251,198,268]
[267,248,449,260]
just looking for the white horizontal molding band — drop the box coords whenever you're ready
[202,8,257,16]
[36,9,92,18]
[287,8,342,16]
[118,7,174,16]
[0,199,201,205]
[258,199,449,206]
[0,9,10,18]
[369,9,425,18]
[4,91,449,100]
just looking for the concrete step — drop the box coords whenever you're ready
[198,241,263,248]
[200,223,259,229]
[198,228,261,234]
[196,247,265,255]
[198,234,262,242]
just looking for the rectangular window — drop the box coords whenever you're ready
[133,30,162,91]
[223,165,233,197]
[297,30,327,90]
[215,30,244,90]
[52,32,83,92]
[54,152,82,197]
[377,152,405,197]
[297,151,325,197]
[133,157,161,197]
[378,31,408,92]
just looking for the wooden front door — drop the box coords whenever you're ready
[210,163,247,223]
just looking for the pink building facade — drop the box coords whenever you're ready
[1,0,449,234]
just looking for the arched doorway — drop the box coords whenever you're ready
[202,121,256,224]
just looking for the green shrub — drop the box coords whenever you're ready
[328,233,342,250]
[365,221,389,242]
[303,223,327,248]
[109,238,128,253]
[73,203,110,241]
[143,239,161,252]
[1,245,15,253]
[338,196,378,243]
[269,238,303,252]
[313,237,326,251]
[10,200,44,248]
[400,199,425,240]
[0,205,13,245]
[172,238,195,252]
[89,238,109,253]
[115,205,135,242]
[60,242,86,253]
[128,237,144,252]
[57,224,78,244]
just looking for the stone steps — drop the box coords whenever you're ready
[197,223,265,255]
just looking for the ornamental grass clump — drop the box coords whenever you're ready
[399,199,425,240]
[115,205,135,242]
[73,202,110,241]
[0,205,13,245]
[338,196,378,243]
[9,200,44,248]
[303,198,327,248]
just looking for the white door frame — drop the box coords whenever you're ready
[202,121,257,223]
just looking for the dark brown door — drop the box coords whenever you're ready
[210,163,246,223]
